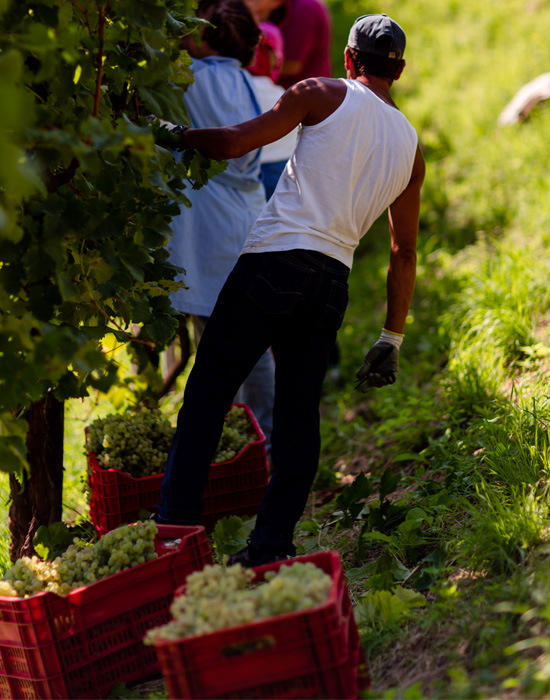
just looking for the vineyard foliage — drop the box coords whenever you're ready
[0,0,223,475]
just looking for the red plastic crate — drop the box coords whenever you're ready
[0,524,213,700]
[154,551,370,699]
[88,404,268,536]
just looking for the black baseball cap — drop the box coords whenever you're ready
[347,14,406,60]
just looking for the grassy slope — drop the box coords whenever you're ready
[305,0,550,697]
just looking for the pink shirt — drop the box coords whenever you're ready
[277,0,332,89]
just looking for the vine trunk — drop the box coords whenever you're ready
[9,395,64,561]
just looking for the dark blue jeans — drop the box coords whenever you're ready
[159,249,350,551]
[261,161,286,201]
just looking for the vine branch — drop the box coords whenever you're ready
[67,183,89,200]
[93,4,106,119]
[71,0,93,36]
[87,295,157,349]
[45,157,79,194]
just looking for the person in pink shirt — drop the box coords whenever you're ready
[244,0,331,89]
[277,0,332,88]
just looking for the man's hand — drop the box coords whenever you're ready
[150,120,187,151]
[356,342,399,391]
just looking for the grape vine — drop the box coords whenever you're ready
[0,0,226,475]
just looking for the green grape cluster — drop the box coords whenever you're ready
[87,407,174,477]
[0,521,158,598]
[144,561,331,643]
[87,405,255,479]
[213,406,255,463]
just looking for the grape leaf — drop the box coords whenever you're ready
[212,516,249,556]
[33,522,73,561]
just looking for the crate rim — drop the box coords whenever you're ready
[86,403,265,479]
[154,550,343,648]
[0,523,207,605]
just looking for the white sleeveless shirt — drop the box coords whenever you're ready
[241,78,418,269]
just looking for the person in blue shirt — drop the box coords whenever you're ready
[167,0,275,453]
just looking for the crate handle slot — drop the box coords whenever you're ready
[156,525,205,553]
[220,634,276,657]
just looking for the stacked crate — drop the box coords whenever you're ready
[88,404,268,535]
[0,525,212,699]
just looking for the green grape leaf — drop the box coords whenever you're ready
[33,521,74,561]
[212,516,248,556]
[145,314,179,346]
[0,436,29,475]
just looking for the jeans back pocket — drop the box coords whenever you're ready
[317,278,349,332]
[247,253,313,315]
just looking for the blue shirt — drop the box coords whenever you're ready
[169,56,266,316]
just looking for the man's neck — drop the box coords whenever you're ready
[356,75,397,109]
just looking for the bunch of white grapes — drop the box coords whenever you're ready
[144,561,331,643]
[87,405,254,478]
[0,520,158,598]
[211,406,255,463]
[87,407,174,477]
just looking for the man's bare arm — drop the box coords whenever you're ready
[179,77,346,160]
[385,146,426,334]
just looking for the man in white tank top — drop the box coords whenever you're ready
[157,14,425,567]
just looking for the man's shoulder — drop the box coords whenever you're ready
[293,76,344,92]
[288,77,346,107]
[192,56,240,74]
[287,78,347,126]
